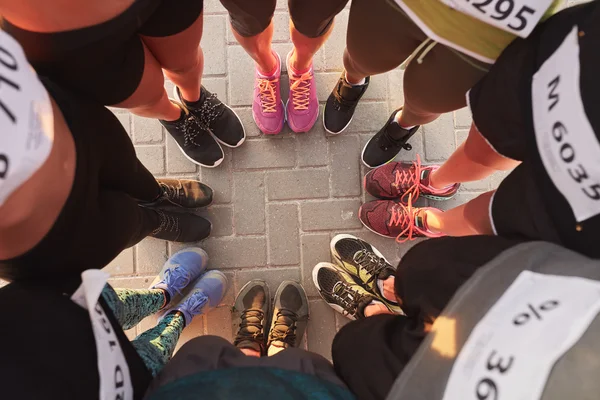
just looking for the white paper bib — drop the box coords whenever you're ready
[0,31,54,206]
[442,270,600,400]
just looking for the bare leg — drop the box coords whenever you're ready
[113,43,181,121]
[232,20,278,74]
[241,348,261,358]
[429,123,521,189]
[426,191,496,236]
[141,13,205,103]
[288,20,333,71]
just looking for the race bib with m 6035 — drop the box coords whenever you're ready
[439,0,553,37]
[532,26,600,223]
[0,31,54,207]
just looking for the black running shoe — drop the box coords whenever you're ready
[361,108,420,168]
[266,281,309,355]
[160,102,224,168]
[330,234,402,314]
[147,209,212,242]
[233,280,271,355]
[323,73,370,134]
[312,262,377,320]
[175,86,246,148]
[145,178,213,209]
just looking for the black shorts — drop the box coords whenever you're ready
[1,0,203,105]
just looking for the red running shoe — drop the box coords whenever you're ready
[359,195,445,242]
[363,155,459,203]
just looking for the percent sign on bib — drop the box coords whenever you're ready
[513,300,560,326]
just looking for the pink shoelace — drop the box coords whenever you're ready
[393,154,424,204]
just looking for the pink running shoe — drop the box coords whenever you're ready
[286,51,318,133]
[253,52,285,135]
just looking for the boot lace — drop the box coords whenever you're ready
[257,78,279,113]
[268,309,298,347]
[234,308,266,346]
[353,250,392,284]
[289,72,312,111]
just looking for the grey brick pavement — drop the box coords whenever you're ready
[105,0,506,358]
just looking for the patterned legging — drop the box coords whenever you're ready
[101,285,185,376]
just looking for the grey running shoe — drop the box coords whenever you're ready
[266,281,309,355]
[233,280,271,355]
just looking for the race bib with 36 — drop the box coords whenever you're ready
[0,30,54,206]
[439,0,553,37]
[442,271,600,400]
[532,26,600,223]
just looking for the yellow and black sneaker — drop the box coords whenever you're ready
[330,234,403,314]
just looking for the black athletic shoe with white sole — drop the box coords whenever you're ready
[323,73,370,134]
[160,102,224,168]
[148,209,212,242]
[362,108,420,168]
[175,86,246,148]
[312,262,376,320]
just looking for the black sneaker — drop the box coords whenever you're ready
[145,178,213,209]
[330,234,402,314]
[174,86,246,148]
[312,262,377,320]
[323,73,370,134]
[361,108,420,168]
[148,209,212,242]
[233,280,271,355]
[266,281,309,356]
[160,102,224,168]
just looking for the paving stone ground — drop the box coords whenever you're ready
[105,0,511,359]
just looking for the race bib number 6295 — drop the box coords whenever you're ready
[440,0,553,37]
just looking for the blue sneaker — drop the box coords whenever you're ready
[151,247,209,305]
[165,270,228,326]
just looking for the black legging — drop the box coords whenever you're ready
[0,80,161,281]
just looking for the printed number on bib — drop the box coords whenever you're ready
[0,31,54,206]
[442,271,600,400]
[440,0,553,37]
[532,26,600,223]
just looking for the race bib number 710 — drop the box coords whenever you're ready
[440,0,553,37]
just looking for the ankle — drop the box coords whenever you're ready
[394,111,416,130]
[344,71,366,86]
[364,301,393,317]
[289,50,311,74]
[241,348,261,358]
[257,52,278,76]
[428,170,446,190]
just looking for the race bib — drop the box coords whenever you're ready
[442,271,600,400]
[532,26,600,223]
[0,31,54,206]
[72,270,134,400]
[439,0,553,37]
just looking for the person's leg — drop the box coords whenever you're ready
[428,123,521,189]
[102,285,167,330]
[113,43,182,121]
[140,14,204,104]
[131,312,186,376]
[426,190,496,236]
